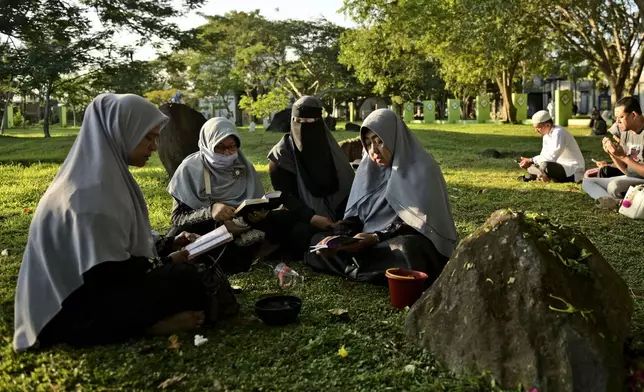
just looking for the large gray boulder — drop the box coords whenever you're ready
[158,103,206,177]
[338,137,363,163]
[406,209,633,391]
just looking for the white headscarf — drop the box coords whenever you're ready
[345,109,459,258]
[13,94,169,351]
[168,117,264,209]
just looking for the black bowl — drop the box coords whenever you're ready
[255,295,302,326]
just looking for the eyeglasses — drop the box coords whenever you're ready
[364,138,385,150]
[214,144,239,154]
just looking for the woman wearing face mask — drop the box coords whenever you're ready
[267,96,355,259]
[306,109,459,286]
[168,117,284,274]
[14,94,238,352]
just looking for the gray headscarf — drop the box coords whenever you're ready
[14,94,169,351]
[168,117,263,209]
[268,96,354,220]
[345,109,458,258]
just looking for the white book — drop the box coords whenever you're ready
[184,225,233,260]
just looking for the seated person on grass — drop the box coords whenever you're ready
[518,110,585,183]
[582,96,644,209]
[168,117,296,273]
[267,96,355,259]
[14,94,238,352]
[305,109,459,286]
[585,122,623,179]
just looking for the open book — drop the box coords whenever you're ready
[184,225,233,260]
[309,235,365,253]
[234,191,283,217]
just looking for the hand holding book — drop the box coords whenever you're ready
[310,233,378,256]
[184,225,234,259]
[173,231,200,250]
[234,191,283,219]
[212,203,237,221]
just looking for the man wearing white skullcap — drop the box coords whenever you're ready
[518,110,585,182]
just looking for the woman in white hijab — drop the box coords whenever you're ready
[168,117,289,273]
[14,94,238,352]
[306,109,459,285]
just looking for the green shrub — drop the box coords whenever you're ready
[13,111,24,126]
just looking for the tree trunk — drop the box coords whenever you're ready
[609,78,624,108]
[496,72,517,123]
[22,99,27,128]
[0,97,8,135]
[43,80,52,138]
[71,103,76,127]
[626,54,644,97]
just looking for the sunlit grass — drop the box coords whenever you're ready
[0,123,641,391]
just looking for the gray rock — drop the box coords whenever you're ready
[406,209,633,391]
[344,122,361,132]
[480,148,503,158]
[339,137,362,163]
[158,103,206,177]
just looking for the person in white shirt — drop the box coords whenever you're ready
[582,96,644,208]
[518,110,585,183]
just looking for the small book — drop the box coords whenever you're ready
[309,235,365,253]
[234,191,283,216]
[184,225,233,260]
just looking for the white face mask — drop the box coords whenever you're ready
[211,152,238,168]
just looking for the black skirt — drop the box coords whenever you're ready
[305,232,448,286]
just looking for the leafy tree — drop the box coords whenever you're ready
[91,60,165,96]
[281,19,370,109]
[544,0,644,106]
[342,0,545,122]
[339,26,445,102]
[1,0,206,136]
[144,89,178,106]
[54,76,95,126]
[184,12,369,120]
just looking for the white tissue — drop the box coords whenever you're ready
[194,334,208,347]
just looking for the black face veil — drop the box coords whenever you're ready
[290,96,339,197]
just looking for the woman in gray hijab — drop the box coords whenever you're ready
[305,109,458,285]
[169,117,289,273]
[267,96,355,258]
[14,94,238,352]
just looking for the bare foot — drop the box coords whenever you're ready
[147,311,205,335]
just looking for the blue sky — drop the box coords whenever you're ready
[123,0,355,60]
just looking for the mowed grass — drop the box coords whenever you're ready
[1,123,643,391]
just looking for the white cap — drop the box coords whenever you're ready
[532,110,551,125]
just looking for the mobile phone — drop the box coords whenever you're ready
[605,132,619,144]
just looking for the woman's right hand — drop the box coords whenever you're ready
[223,220,250,237]
[310,215,334,230]
[169,249,190,264]
[211,203,236,221]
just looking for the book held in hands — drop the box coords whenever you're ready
[234,191,283,217]
[184,225,233,259]
[309,235,365,253]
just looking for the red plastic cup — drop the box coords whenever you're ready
[385,268,428,309]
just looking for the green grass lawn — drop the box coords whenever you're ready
[1,123,643,391]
